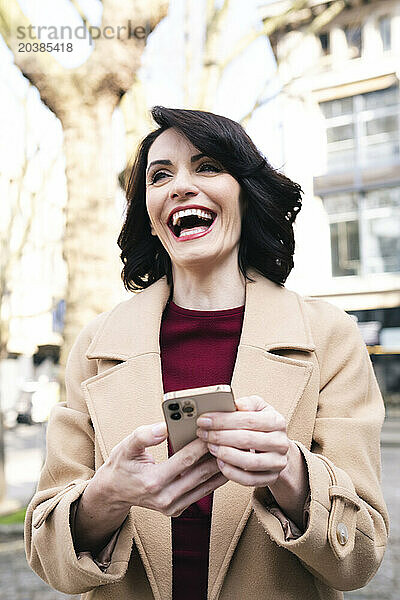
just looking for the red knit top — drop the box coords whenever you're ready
[160,299,245,600]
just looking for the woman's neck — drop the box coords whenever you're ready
[171,261,246,311]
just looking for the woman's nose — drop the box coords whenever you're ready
[169,169,199,200]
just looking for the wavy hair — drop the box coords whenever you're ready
[118,106,303,291]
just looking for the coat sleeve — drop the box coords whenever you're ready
[24,314,137,595]
[252,298,389,592]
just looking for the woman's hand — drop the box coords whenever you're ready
[196,395,291,488]
[95,422,228,518]
[196,395,310,528]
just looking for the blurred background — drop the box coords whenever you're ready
[0,1,399,598]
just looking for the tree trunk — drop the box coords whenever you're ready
[120,76,154,163]
[0,404,5,505]
[0,0,169,402]
[58,96,124,394]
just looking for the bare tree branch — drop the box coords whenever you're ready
[219,0,311,73]
[62,0,169,105]
[119,73,153,164]
[196,0,231,109]
[68,0,93,32]
[183,0,194,106]
[191,0,314,111]
[0,0,70,114]
[0,158,59,360]
[240,0,346,127]
[0,0,169,116]
[0,91,34,283]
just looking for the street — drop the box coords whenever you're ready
[0,422,398,600]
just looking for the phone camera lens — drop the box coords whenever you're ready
[168,403,179,411]
[182,405,194,413]
[171,412,181,420]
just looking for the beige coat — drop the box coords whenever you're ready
[24,271,389,600]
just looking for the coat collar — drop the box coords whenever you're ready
[82,269,315,600]
[86,269,315,361]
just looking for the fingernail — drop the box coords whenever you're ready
[197,429,208,440]
[152,423,167,437]
[217,459,225,469]
[197,417,212,428]
[208,444,218,454]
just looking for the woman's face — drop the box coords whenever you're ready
[146,128,244,270]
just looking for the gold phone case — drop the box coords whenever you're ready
[162,384,235,452]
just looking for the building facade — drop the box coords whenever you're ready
[260,0,400,406]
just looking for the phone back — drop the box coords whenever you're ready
[162,385,235,452]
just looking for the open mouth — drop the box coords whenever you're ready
[168,208,217,239]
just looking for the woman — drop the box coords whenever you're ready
[25,106,389,600]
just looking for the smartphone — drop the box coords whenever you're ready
[162,384,236,452]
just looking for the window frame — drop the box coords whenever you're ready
[319,85,400,174]
[323,186,400,278]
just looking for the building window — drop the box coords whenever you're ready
[362,188,400,274]
[378,15,391,51]
[343,24,362,58]
[319,32,330,55]
[323,186,400,277]
[319,85,400,173]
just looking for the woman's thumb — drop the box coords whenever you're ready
[235,395,268,411]
[126,422,167,459]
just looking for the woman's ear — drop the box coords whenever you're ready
[150,221,157,236]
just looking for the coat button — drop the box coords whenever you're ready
[336,522,349,545]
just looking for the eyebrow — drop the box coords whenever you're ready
[146,153,206,175]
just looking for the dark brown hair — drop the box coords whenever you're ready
[118,106,303,291]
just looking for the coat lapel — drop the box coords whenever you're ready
[82,278,172,600]
[81,271,315,600]
[207,273,315,600]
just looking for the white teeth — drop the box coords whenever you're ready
[180,226,209,237]
[171,208,214,226]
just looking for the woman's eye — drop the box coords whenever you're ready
[198,162,221,173]
[150,162,220,184]
[151,170,169,183]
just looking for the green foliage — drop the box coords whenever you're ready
[0,506,26,524]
